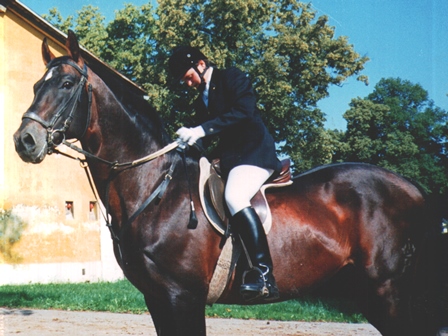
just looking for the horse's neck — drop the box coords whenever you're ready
[81,81,174,225]
[86,78,163,161]
[81,75,171,194]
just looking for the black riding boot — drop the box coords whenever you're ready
[232,207,279,302]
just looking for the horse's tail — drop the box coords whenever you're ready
[409,190,447,333]
[427,192,448,330]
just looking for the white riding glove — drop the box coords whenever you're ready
[176,126,205,146]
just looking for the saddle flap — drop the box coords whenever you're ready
[206,173,227,223]
[199,157,227,235]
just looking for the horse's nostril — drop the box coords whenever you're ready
[22,132,36,148]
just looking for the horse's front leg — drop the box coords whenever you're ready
[144,291,207,336]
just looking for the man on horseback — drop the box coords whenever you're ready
[169,46,282,302]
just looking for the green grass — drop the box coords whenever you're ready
[0,281,146,313]
[0,280,366,323]
[207,298,365,323]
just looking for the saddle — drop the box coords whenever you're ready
[198,157,293,236]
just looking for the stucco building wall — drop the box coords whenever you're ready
[0,1,124,284]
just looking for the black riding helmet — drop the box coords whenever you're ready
[168,46,208,82]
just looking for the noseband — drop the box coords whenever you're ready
[22,57,92,153]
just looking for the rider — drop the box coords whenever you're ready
[169,46,282,302]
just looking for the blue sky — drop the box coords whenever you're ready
[22,0,448,130]
[311,0,448,129]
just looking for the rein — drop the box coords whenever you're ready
[60,139,179,169]
[56,140,198,258]
[53,140,185,241]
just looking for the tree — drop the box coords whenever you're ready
[43,1,368,172]
[154,0,368,172]
[102,3,157,85]
[335,78,448,193]
[42,6,107,57]
[42,8,74,33]
[73,6,108,57]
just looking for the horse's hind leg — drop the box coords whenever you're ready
[359,268,439,336]
[359,277,411,336]
[144,293,206,336]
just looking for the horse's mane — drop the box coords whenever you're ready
[86,59,171,146]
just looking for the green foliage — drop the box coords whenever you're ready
[42,8,74,32]
[334,78,448,193]
[74,6,108,57]
[42,1,367,172]
[0,281,366,322]
[103,3,156,84]
[0,208,27,263]
[42,6,108,57]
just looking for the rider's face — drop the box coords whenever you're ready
[181,60,206,89]
[181,68,201,88]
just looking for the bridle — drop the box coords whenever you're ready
[21,57,179,169]
[20,57,198,247]
[22,57,92,153]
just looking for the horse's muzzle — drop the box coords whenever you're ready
[13,125,48,164]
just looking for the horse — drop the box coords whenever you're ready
[13,30,443,335]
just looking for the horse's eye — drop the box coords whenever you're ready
[62,81,74,90]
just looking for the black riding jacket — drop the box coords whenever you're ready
[193,67,281,177]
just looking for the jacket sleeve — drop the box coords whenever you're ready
[201,67,257,136]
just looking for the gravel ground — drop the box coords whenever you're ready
[0,308,382,335]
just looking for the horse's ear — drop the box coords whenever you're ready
[65,29,83,64]
[42,37,55,65]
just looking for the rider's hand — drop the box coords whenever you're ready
[176,126,205,146]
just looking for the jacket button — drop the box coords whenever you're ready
[209,128,214,133]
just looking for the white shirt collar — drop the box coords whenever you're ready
[202,67,213,107]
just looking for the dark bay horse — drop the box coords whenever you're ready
[13,31,443,335]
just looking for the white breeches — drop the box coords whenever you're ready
[225,165,274,216]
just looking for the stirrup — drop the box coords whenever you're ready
[240,264,278,302]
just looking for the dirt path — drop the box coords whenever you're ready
[0,308,382,335]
